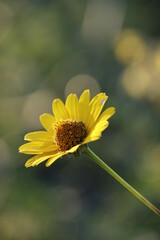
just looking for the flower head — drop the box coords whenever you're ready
[19,90,115,167]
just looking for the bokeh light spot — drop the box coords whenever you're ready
[22,90,54,129]
[65,74,100,98]
[114,30,147,65]
[122,66,151,99]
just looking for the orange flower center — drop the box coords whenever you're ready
[54,120,87,152]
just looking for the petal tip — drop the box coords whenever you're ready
[25,164,29,168]
[25,162,31,168]
[18,146,23,153]
[112,107,116,114]
[45,162,51,167]
[39,113,45,119]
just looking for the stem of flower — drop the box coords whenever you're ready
[82,146,160,216]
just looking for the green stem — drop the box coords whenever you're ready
[82,146,160,216]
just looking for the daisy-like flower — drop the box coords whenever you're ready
[19,88,160,216]
[19,89,115,167]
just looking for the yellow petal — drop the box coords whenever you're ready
[91,117,109,134]
[97,107,115,123]
[65,94,79,120]
[52,99,69,120]
[19,142,57,154]
[83,133,101,144]
[83,120,109,144]
[40,113,55,132]
[84,93,108,131]
[25,155,37,168]
[24,131,53,142]
[88,107,115,134]
[78,90,91,124]
[66,144,80,154]
[89,93,108,122]
[94,120,109,133]
[45,152,64,167]
[79,89,90,105]
[19,142,45,154]
[78,102,90,126]
[32,153,57,167]
[25,153,56,168]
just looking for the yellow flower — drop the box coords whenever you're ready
[19,90,115,167]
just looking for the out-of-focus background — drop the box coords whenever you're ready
[0,0,160,239]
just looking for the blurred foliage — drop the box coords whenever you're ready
[0,0,160,239]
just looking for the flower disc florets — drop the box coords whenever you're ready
[54,120,87,151]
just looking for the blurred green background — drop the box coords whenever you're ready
[0,0,160,239]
